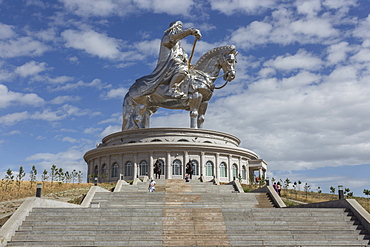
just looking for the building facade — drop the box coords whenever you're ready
[84,128,267,184]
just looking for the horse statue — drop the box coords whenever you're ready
[153,160,162,179]
[122,45,237,130]
[185,160,194,179]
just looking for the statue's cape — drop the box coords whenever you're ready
[129,33,177,96]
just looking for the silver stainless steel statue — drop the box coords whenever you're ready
[122,21,237,130]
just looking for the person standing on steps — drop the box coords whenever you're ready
[148,179,156,192]
[276,182,281,196]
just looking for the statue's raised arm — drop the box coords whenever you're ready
[122,21,237,130]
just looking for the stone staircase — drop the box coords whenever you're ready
[6,179,370,246]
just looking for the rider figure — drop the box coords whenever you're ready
[164,21,201,98]
[130,21,202,98]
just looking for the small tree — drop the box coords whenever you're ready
[65,171,71,183]
[304,183,311,200]
[317,186,322,200]
[4,168,14,191]
[330,186,335,194]
[72,170,78,183]
[284,178,291,189]
[41,169,49,186]
[78,171,83,184]
[56,168,64,183]
[29,165,37,189]
[293,181,297,199]
[50,164,57,187]
[298,180,302,191]
[363,189,370,209]
[344,188,351,198]
[16,166,26,192]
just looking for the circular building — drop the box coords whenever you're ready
[84,128,267,184]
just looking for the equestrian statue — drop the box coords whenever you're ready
[153,160,162,179]
[122,21,237,130]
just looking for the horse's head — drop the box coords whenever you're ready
[221,49,238,82]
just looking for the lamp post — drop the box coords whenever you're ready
[94,177,98,186]
[338,185,344,199]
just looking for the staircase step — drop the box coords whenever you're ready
[7,180,370,247]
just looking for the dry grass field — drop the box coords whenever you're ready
[281,188,370,212]
[242,184,370,213]
[0,180,93,202]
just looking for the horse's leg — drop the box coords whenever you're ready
[122,95,140,130]
[197,101,209,129]
[188,92,203,128]
[146,106,159,128]
[122,92,150,129]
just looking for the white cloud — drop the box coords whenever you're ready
[229,7,343,50]
[263,50,323,71]
[25,149,87,174]
[6,130,21,135]
[102,87,128,100]
[61,0,196,17]
[0,37,49,58]
[61,0,129,17]
[0,111,31,125]
[134,39,161,57]
[44,75,74,84]
[99,125,120,138]
[49,95,81,104]
[290,18,338,38]
[62,136,78,143]
[323,0,357,11]
[83,127,102,134]
[135,0,195,15]
[326,65,358,83]
[230,21,272,49]
[15,61,48,77]
[326,42,351,64]
[0,84,45,108]
[62,29,122,59]
[0,23,16,39]
[295,0,321,17]
[209,0,274,15]
[0,104,94,125]
[351,48,370,63]
[50,78,108,91]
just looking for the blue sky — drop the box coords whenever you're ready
[1,0,370,196]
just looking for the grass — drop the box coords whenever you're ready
[0,180,93,202]
[241,184,370,213]
[0,180,117,203]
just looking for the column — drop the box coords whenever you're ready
[108,155,111,182]
[149,152,154,179]
[184,151,189,177]
[238,156,242,180]
[246,160,250,185]
[228,155,232,181]
[200,152,205,176]
[166,152,171,179]
[215,153,220,179]
[133,153,138,178]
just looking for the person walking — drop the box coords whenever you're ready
[148,179,156,192]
